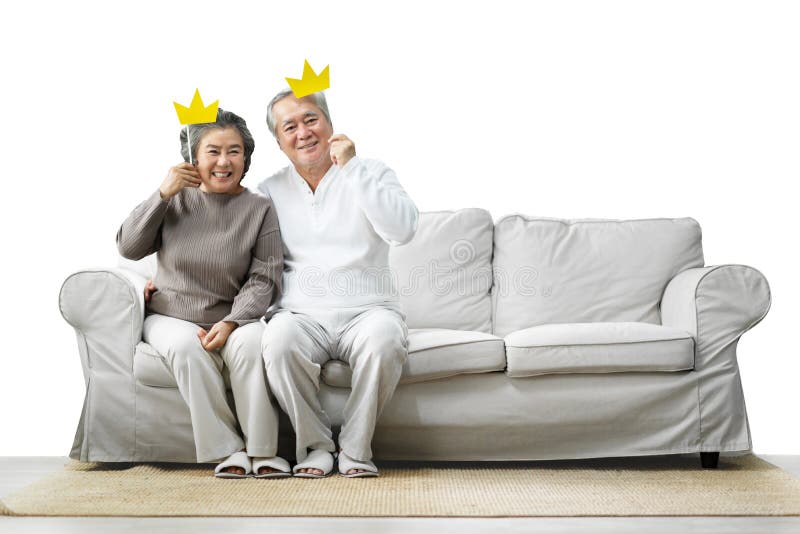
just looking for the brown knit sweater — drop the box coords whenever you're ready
[116,187,283,329]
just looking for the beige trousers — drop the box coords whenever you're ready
[262,306,408,463]
[143,314,280,462]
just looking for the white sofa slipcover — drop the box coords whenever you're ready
[492,216,704,336]
[388,209,494,333]
[504,322,695,377]
[60,211,770,467]
[323,328,506,387]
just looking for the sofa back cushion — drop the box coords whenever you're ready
[492,216,704,336]
[389,209,494,333]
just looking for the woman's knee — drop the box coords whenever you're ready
[163,336,211,370]
[222,323,264,369]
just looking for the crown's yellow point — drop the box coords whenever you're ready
[173,89,219,125]
[286,60,330,99]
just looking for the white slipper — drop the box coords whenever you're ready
[214,451,252,479]
[338,451,379,478]
[252,456,291,479]
[292,449,335,478]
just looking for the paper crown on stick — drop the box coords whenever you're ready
[173,89,219,125]
[286,60,330,98]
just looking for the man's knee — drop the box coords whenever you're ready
[262,314,296,351]
[261,314,309,371]
[352,319,407,369]
[365,338,407,368]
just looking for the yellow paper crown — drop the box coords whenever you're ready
[286,60,330,98]
[173,89,219,125]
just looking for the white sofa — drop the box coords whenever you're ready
[60,210,771,468]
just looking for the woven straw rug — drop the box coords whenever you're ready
[2,455,799,517]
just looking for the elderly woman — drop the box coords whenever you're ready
[116,109,289,478]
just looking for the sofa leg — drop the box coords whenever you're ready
[700,452,720,469]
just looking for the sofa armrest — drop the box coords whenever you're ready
[60,268,147,370]
[660,264,771,451]
[59,267,148,461]
[661,264,771,365]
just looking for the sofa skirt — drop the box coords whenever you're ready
[83,369,749,463]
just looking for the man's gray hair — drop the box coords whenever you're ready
[265,89,333,138]
[180,108,256,180]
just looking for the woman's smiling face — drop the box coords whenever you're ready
[195,127,246,194]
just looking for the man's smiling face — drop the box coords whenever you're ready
[273,95,334,170]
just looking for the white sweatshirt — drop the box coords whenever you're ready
[258,157,418,310]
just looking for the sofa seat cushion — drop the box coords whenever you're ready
[504,322,694,377]
[134,341,231,390]
[322,328,506,388]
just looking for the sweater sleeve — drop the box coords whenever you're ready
[223,203,284,325]
[339,157,419,246]
[116,189,170,260]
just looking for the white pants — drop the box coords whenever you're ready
[262,306,408,463]
[143,314,280,462]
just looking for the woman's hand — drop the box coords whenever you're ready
[144,280,157,303]
[197,321,238,351]
[159,163,202,200]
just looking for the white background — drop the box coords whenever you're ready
[1,0,797,455]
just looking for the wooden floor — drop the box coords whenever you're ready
[1,455,799,533]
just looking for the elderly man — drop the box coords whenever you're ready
[258,89,418,477]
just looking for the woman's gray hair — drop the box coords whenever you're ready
[180,108,256,180]
[265,89,333,138]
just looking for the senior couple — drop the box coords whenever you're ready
[117,89,418,478]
